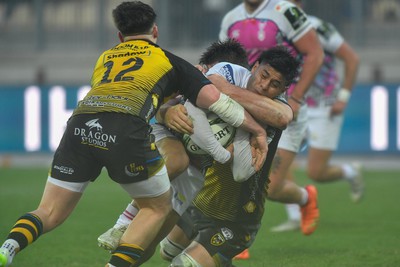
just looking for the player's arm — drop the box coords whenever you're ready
[195,84,267,171]
[289,29,324,118]
[331,41,360,116]
[184,101,232,164]
[208,74,293,130]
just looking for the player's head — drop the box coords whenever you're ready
[247,46,300,98]
[113,1,158,42]
[199,39,249,70]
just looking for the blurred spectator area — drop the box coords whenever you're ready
[0,0,399,85]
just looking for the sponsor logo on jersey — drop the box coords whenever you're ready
[284,6,307,30]
[221,227,234,240]
[243,201,256,213]
[106,50,150,60]
[74,119,117,149]
[85,118,103,131]
[221,64,236,85]
[54,165,74,175]
[211,233,225,246]
[124,163,145,177]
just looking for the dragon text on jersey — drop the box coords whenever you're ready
[74,118,117,149]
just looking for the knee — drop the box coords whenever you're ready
[170,252,202,267]
[307,168,323,181]
[159,237,184,262]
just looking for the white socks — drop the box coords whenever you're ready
[341,163,358,180]
[285,204,301,221]
[114,203,138,228]
[299,187,309,206]
[1,239,19,265]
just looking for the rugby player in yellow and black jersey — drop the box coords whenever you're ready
[0,2,268,267]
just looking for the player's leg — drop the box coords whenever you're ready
[270,165,301,232]
[98,124,189,250]
[159,205,199,262]
[267,105,319,235]
[0,179,88,267]
[107,165,173,267]
[307,111,364,201]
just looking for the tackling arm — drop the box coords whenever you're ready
[208,74,293,130]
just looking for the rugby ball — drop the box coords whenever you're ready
[182,116,236,155]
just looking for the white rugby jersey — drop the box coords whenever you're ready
[305,15,345,107]
[219,0,313,67]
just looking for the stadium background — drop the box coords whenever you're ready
[0,1,399,266]
[0,0,399,165]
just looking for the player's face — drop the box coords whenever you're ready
[247,62,287,98]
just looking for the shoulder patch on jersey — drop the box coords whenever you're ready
[220,64,236,85]
[316,21,336,41]
[283,6,307,30]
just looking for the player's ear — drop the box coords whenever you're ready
[251,61,260,74]
[118,31,124,42]
[152,24,159,39]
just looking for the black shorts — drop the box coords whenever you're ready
[50,113,164,184]
[178,205,260,266]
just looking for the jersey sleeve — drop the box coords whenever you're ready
[273,1,313,43]
[164,50,212,105]
[308,15,344,53]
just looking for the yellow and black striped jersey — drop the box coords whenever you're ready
[73,39,211,123]
[193,128,283,224]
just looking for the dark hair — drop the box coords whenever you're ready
[257,46,300,87]
[199,39,249,69]
[112,1,156,36]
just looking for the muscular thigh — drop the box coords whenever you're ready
[153,123,189,179]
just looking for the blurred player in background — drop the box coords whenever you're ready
[219,0,324,259]
[271,0,363,233]
[0,2,268,267]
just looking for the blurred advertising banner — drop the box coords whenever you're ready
[0,84,399,155]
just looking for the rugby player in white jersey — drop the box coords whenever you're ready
[218,0,324,259]
[271,0,363,233]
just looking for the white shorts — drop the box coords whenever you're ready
[171,164,204,216]
[278,104,308,153]
[307,106,344,150]
[152,123,204,215]
[151,123,176,142]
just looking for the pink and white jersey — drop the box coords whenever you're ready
[305,15,344,107]
[219,0,312,67]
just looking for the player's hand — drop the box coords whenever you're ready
[224,143,234,164]
[330,100,346,117]
[250,133,268,171]
[164,104,194,134]
[195,64,208,74]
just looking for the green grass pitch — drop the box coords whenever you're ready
[1,167,399,266]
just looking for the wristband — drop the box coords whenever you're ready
[289,95,304,105]
[337,88,351,103]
